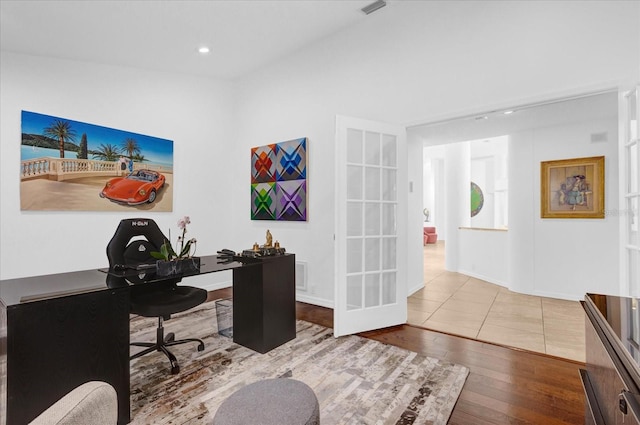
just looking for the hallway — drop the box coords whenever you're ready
[408,241,586,362]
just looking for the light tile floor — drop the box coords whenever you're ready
[408,241,586,362]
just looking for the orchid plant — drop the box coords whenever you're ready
[150,216,197,261]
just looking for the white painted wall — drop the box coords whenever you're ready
[433,159,445,240]
[458,229,509,286]
[425,112,619,299]
[509,117,620,299]
[444,142,471,271]
[408,138,426,295]
[524,120,620,299]
[422,158,435,224]
[1,1,638,307]
[0,52,239,290]
[422,146,446,240]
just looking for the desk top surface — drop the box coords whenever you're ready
[0,254,275,307]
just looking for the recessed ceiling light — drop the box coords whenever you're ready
[198,46,210,54]
[503,110,514,115]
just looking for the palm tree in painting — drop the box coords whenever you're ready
[122,138,141,160]
[132,153,147,163]
[43,119,77,158]
[92,143,122,161]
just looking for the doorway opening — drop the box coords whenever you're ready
[403,90,619,361]
[408,89,618,298]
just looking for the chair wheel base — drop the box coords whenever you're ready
[132,318,205,375]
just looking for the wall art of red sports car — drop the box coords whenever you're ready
[100,169,166,205]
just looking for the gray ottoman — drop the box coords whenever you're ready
[213,378,320,425]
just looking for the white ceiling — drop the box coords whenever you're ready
[1,0,620,135]
[0,0,374,80]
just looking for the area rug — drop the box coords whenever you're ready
[129,302,469,425]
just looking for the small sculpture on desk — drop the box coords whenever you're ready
[264,229,273,248]
[242,230,286,258]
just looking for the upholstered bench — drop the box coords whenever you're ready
[213,378,319,425]
[29,381,118,425]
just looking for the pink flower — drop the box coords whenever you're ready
[151,216,197,261]
[177,216,190,230]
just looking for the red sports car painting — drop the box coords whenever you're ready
[100,169,166,205]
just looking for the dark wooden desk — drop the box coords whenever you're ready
[0,254,295,425]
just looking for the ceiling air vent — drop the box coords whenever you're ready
[361,0,386,15]
[590,132,608,143]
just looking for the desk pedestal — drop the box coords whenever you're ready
[233,254,296,354]
[2,288,130,425]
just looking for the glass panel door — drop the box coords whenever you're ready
[335,115,407,337]
[348,129,396,310]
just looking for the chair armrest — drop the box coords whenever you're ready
[29,381,117,425]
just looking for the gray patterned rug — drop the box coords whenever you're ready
[129,302,469,425]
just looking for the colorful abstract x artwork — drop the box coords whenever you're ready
[251,137,307,221]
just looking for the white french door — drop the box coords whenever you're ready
[334,115,407,337]
[622,86,640,296]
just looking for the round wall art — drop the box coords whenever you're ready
[470,182,484,217]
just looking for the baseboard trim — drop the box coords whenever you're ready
[408,282,424,296]
[457,269,508,289]
[204,284,334,309]
[295,293,334,309]
[198,281,233,292]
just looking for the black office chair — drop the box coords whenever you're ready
[106,218,207,374]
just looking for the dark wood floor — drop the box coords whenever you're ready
[209,289,586,424]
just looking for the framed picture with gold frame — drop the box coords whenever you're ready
[541,156,605,219]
